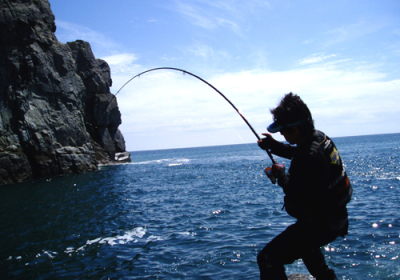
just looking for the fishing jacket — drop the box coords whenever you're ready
[269,130,353,234]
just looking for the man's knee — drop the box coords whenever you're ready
[257,250,281,268]
[257,250,270,267]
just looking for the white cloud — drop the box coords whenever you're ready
[101,54,142,74]
[102,54,138,65]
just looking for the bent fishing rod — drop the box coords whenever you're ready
[99,67,276,164]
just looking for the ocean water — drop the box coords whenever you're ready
[0,133,399,279]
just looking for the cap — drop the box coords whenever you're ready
[267,119,309,133]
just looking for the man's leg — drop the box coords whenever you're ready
[257,222,341,280]
[302,247,338,280]
[257,224,304,280]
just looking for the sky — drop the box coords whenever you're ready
[48,0,400,151]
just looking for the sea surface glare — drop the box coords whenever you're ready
[1,133,399,279]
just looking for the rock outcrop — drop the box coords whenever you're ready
[0,0,130,185]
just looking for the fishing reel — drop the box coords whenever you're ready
[264,167,276,184]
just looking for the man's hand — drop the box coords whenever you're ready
[257,133,275,150]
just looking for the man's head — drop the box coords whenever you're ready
[267,93,314,143]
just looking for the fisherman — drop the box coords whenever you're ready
[257,93,352,280]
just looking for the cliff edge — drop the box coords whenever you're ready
[0,0,131,185]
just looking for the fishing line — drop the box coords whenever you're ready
[98,67,276,164]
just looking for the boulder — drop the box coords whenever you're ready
[115,152,131,163]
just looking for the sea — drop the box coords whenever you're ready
[1,133,399,279]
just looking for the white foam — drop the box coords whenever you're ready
[63,227,147,254]
[168,163,183,166]
[130,158,190,166]
[129,159,169,165]
[43,251,57,259]
[132,227,146,238]
[147,235,164,242]
[86,237,102,245]
[178,231,197,237]
[65,247,75,254]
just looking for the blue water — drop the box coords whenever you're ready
[1,133,399,279]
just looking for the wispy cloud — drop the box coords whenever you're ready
[216,18,241,35]
[179,42,230,62]
[298,53,337,65]
[55,20,120,53]
[172,2,217,30]
[190,44,214,58]
[323,20,384,47]
[201,0,271,18]
[170,0,270,36]
[147,18,158,23]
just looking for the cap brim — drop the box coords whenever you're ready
[267,119,309,133]
[267,121,283,133]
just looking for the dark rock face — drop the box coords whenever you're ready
[0,0,130,185]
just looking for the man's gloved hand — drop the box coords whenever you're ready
[257,133,275,150]
[272,163,285,179]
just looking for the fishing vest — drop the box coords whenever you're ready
[309,131,353,209]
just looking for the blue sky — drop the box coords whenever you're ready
[49,0,400,151]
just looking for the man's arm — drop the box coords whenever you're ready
[258,133,296,159]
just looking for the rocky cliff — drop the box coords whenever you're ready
[0,0,131,185]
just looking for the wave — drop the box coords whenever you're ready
[6,227,164,264]
[130,158,190,166]
[64,227,151,254]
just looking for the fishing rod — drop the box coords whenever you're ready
[99,67,276,164]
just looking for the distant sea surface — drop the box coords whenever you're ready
[1,133,399,279]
